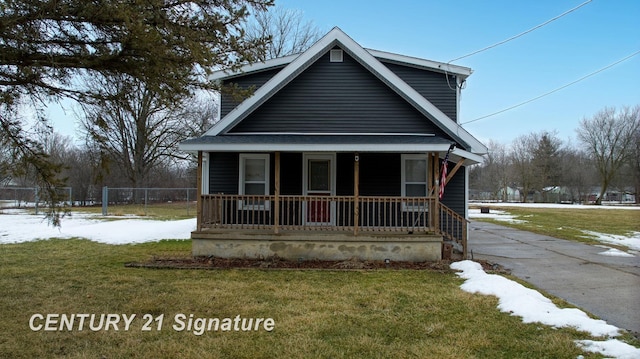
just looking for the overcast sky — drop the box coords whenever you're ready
[49,0,639,146]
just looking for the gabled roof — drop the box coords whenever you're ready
[203,27,486,155]
[209,48,473,81]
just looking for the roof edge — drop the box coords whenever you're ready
[208,46,472,82]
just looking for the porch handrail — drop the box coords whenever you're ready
[437,202,469,259]
[198,194,468,258]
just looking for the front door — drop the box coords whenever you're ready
[303,154,336,225]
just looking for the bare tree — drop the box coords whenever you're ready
[559,145,597,203]
[80,76,217,188]
[510,134,536,202]
[631,125,640,203]
[576,106,640,204]
[473,140,511,200]
[247,6,323,60]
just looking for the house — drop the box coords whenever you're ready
[498,186,521,202]
[179,27,487,262]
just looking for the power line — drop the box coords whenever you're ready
[448,0,592,63]
[460,49,640,125]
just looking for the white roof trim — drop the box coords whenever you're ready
[208,53,299,81]
[208,48,472,81]
[227,132,435,136]
[179,142,484,164]
[205,27,487,155]
[366,49,472,78]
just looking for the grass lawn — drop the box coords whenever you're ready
[0,239,629,359]
[69,201,196,220]
[471,206,640,246]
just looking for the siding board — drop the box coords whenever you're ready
[382,61,458,122]
[229,50,448,136]
[441,164,465,216]
[359,153,401,196]
[209,152,239,194]
[221,68,283,118]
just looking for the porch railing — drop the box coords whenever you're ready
[199,194,467,257]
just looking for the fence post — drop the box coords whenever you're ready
[34,187,39,215]
[102,186,108,216]
[144,188,148,216]
[186,188,190,216]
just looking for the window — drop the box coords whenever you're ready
[401,154,428,211]
[239,154,270,209]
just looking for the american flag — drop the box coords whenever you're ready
[439,148,452,200]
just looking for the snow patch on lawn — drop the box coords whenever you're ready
[595,246,636,258]
[471,202,640,210]
[468,208,527,224]
[450,260,620,337]
[450,260,640,359]
[0,211,194,244]
[582,230,640,252]
[575,339,640,359]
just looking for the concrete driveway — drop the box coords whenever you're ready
[468,220,640,336]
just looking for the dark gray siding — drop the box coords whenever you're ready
[382,61,458,122]
[209,152,239,194]
[280,152,302,195]
[207,151,466,219]
[336,153,354,196]
[229,49,449,136]
[221,68,283,118]
[359,153,400,196]
[440,164,465,215]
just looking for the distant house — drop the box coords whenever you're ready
[539,186,572,203]
[180,27,487,261]
[498,186,521,202]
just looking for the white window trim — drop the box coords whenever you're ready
[401,154,429,211]
[238,153,270,210]
[201,152,210,195]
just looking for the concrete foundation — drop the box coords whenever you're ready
[191,230,443,262]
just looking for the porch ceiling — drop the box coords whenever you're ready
[179,134,484,164]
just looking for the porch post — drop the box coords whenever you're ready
[196,151,203,231]
[353,152,360,235]
[274,152,280,234]
[433,152,440,232]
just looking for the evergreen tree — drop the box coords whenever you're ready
[531,131,562,195]
[1,0,273,223]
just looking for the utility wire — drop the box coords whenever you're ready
[460,50,640,125]
[448,0,592,63]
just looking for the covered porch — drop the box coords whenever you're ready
[191,147,472,262]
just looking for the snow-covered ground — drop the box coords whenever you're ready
[451,261,640,359]
[2,208,639,357]
[0,210,194,244]
[470,201,640,210]
[469,203,640,256]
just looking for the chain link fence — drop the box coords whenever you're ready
[100,187,197,217]
[0,186,197,217]
[0,187,73,214]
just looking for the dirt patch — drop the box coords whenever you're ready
[125,255,508,273]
